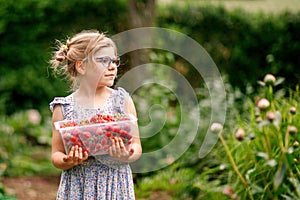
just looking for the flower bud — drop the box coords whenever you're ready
[293,141,299,148]
[210,122,223,133]
[256,116,263,124]
[266,111,275,122]
[263,74,276,85]
[287,125,298,135]
[249,133,256,140]
[290,106,296,115]
[235,128,246,141]
[223,187,233,196]
[257,98,270,110]
[27,109,41,125]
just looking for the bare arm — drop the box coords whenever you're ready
[109,96,142,162]
[51,105,88,170]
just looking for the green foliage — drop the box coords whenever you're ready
[0,109,58,177]
[157,4,300,92]
[215,74,300,199]
[0,0,128,115]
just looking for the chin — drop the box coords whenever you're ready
[97,82,114,87]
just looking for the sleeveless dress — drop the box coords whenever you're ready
[49,87,135,200]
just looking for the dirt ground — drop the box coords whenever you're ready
[2,175,171,200]
[3,175,60,200]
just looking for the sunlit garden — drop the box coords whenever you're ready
[0,0,300,199]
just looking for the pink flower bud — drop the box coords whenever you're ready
[293,141,299,148]
[263,74,276,85]
[290,106,296,115]
[287,126,298,135]
[257,98,270,110]
[266,111,275,122]
[210,122,223,133]
[223,187,233,195]
[27,109,41,125]
[235,128,246,141]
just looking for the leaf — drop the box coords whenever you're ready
[250,184,264,195]
[274,77,285,86]
[273,162,288,190]
[245,167,256,183]
[273,111,281,126]
[257,152,269,160]
[288,177,300,196]
[257,80,266,86]
[266,159,277,167]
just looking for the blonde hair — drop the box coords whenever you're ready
[49,30,117,90]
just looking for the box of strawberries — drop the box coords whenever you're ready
[54,113,137,155]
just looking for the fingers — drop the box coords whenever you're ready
[109,137,130,160]
[64,145,88,166]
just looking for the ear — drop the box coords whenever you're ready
[75,61,85,75]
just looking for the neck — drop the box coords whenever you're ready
[73,85,111,108]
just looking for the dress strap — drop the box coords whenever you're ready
[113,87,129,114]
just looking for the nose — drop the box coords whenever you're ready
[107,62,117,70]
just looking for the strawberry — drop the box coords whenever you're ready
[104,125,113,131]
[103,145,109,151]
[95,144,102,150]
[112,125,120,133]
[96,127,104,135]
[71,135,78,143]
[82,131,91,139]
[105,131,112,138]
[101,138,108,145]
[61,121,78,128]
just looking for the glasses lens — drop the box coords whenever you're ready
[113,57,120,67]
[95,56,120,68]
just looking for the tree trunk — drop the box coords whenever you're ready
[127,0,156,68]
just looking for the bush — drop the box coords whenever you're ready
[0,0,128,115]
[213,74,300,199]
[157,4,300,92]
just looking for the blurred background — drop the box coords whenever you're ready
[0,0,300,199]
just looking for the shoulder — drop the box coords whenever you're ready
[114,87,130,97]
[49,94,73,112]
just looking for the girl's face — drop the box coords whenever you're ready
[86,46,118,88]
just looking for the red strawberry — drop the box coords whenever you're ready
[61,121,78,128]
[103,145,109,151]
[82,147,90,154]
[71,135,78,143]
[96,127,104,135]
[101,138,108,145]
[112,125,120,133]
[95,144,102,150]
[104,125,113,131]
[105,132,112,138]
[82,131,91,139]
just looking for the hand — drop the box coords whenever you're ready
[63,145,89,166]
[109,137,134,161]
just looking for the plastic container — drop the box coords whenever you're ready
[54,114,137,155]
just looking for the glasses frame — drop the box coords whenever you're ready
[94,56,121,68]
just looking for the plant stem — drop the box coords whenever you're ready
[262,126,272,158]
[218,132,254,200]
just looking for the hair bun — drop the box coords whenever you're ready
[55,55,66,62]
[55,45,68,62]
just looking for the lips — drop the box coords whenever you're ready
[104,74,115,77]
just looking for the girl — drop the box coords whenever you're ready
[49,30,142,199]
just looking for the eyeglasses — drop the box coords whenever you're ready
[94,56,121,68]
